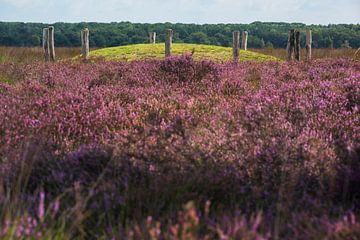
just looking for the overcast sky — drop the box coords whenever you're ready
[0,0,359,24]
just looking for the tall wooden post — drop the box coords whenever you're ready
[149,32,156,44]
[295,30,301,61]
[241,31,248,51]
[287,29,295,61]
[233,31,240,62]
[165,29,173,58]
[42,28,50,62]
[81,28,90,61]
[48,26,55,62]
[306,29,312,62]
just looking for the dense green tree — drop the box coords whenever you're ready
[187,32,210,44]
[265,41,274,48]
[214,33,231,47]
[341,40,351,48]
[0,21,358,49]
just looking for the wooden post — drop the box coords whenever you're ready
[354,48,360,61]
[287,29,295,61]
[295,30,300,61]
[305,29,312,62]
[286,31,290,59]
[241,31,248,51]
[42,28,50,62]
[149,32,156,44]
[165,29,173,58]
[233,31,240,62]
[48,26,55,62]
[81,28,90,61]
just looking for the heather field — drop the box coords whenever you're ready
[0,46,358,63]
[0,56,359,239]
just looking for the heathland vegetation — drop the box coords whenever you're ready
[0,18,359,239]
[0,46,358,64]
[0,21,359,48]
[0,54,359,238]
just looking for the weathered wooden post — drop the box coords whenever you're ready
[287,29,295,61]
[48,26,55,62]
[42,28,50,62]
[165,29,173,57]
[81,28,90,61]
[149,32,156,44]
[306,29,312,62]
[232,31,240,62]
[286,31,290,59]
[241,31,248,50]
[354,48,360,61]
[295,30,301,61]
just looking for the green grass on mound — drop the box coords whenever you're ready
[89,43,278,62]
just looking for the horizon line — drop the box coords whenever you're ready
[0,20,359,26]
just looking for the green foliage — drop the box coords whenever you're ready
[0,74,14,84]
[341,40,351,49]
[0,21,359,49]
[265,41,274,48]
[88,43,279,62]
[187,32,211,44]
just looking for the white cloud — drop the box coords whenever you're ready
[2,0,45,8]
[0,0,359,24]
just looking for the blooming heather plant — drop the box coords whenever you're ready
[0,56,359,239]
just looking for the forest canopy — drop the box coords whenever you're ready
[0,21,359,49]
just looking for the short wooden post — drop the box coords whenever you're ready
[149,32,156,44]
[48,26,55,62]
[233,31,240,62]
[305,29,312,62]
[241,31,248,51]
[354,48,360,61]
[81,28,90,61]
[287,29,295,61]
[42,28,50,62]
[295,30,301,61]
[165,29,173,57]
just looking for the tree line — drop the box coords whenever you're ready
[0,21,359,49]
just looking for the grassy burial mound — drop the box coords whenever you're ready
[89,43,278,62]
